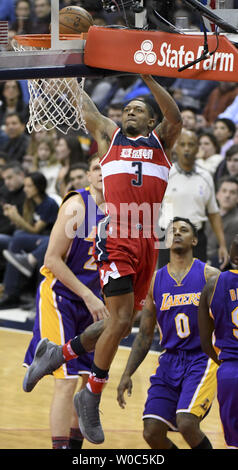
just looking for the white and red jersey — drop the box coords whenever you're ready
[100,127,172,237]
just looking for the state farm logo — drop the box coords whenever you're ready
[133,39,234,72]
[134,40,157,65]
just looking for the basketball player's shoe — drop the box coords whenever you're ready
[74,388,104,444]
[23,338,65,392]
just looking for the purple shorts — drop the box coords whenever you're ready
[143,349,217,430]
[23,278,94,378]
[217,360,238,448]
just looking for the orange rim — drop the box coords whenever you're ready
[13,33,87,49]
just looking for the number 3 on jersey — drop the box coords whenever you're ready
[131,161,143,187]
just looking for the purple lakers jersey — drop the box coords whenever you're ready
[210,270,238,361]
[153,258,207,351]
[41,188,104,301]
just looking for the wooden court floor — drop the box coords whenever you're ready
[0,328,226,450]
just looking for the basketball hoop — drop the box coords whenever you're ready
[12,34,87,134]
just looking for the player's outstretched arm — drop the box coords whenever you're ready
[141,74,182,155]
[82,90,117,150]
[66,79,117,156]
[198,275,221,366]
[117,275,157,409]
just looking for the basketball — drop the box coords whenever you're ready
[59,6,94,34]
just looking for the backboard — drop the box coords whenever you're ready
[0,0,238,81]
[0,0,122,81]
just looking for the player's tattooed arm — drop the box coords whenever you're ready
[101,131,113,146]
[82,90,117,143]
[205,264,220,281]
[124,307,156,376]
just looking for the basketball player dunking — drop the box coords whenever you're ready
[23,75,182,444]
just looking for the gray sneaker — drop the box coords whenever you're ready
[3,250,34,278]
[23,338,65,392]
[74,387,104,444]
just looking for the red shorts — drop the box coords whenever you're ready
[95,226,159,310]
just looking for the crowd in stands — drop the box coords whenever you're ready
[0,1,238,312]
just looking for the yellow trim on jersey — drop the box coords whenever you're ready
[39,278,68,379]
[40,265,56,288]
[204,263,211,283]
[177,358,218,419]
[156,319,163,344]
[209,273,221,310]
[151,270,157,303]
[167,258,195,286]
[61,187,90,207]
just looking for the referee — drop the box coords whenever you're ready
[158,128,229,269]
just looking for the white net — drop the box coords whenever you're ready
[12,38,87,135]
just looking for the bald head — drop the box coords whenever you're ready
[177,128,198,144]
[175,128,198,171]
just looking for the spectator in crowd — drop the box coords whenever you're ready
[6,27,18,52]
[3,234,49,281]
[195,113,209,133]
[213,118,236,157]
[90,76,151,113]
[105,103,123,127]
[0,162,25,279]
[64,162,89,193]
[170,78,218,112]
[117,76,153,104]
[214,144,238,190]
[196,132,223,176]
[0,80,29,127]
[89,78,115,111]
[226,146,238,178]
[158,129,229,269]
[0,171,59,309]
[32,0,51,34]
[10,0,33,35]
[55,134,85,197]
[0,152,7,190]
[0,162,25,240]
[0,112,30,162]
[22,153,35,175]
[181,108,197,131]
[203,82,238,126]
[27,128,57,157]
[233,126,238,145]
[0,0,16,22]
[219,94,238,125]
[0,128,8,148]
[206,176,238,269]
[32,138,61,197]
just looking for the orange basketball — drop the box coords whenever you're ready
[59,6,94,34]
